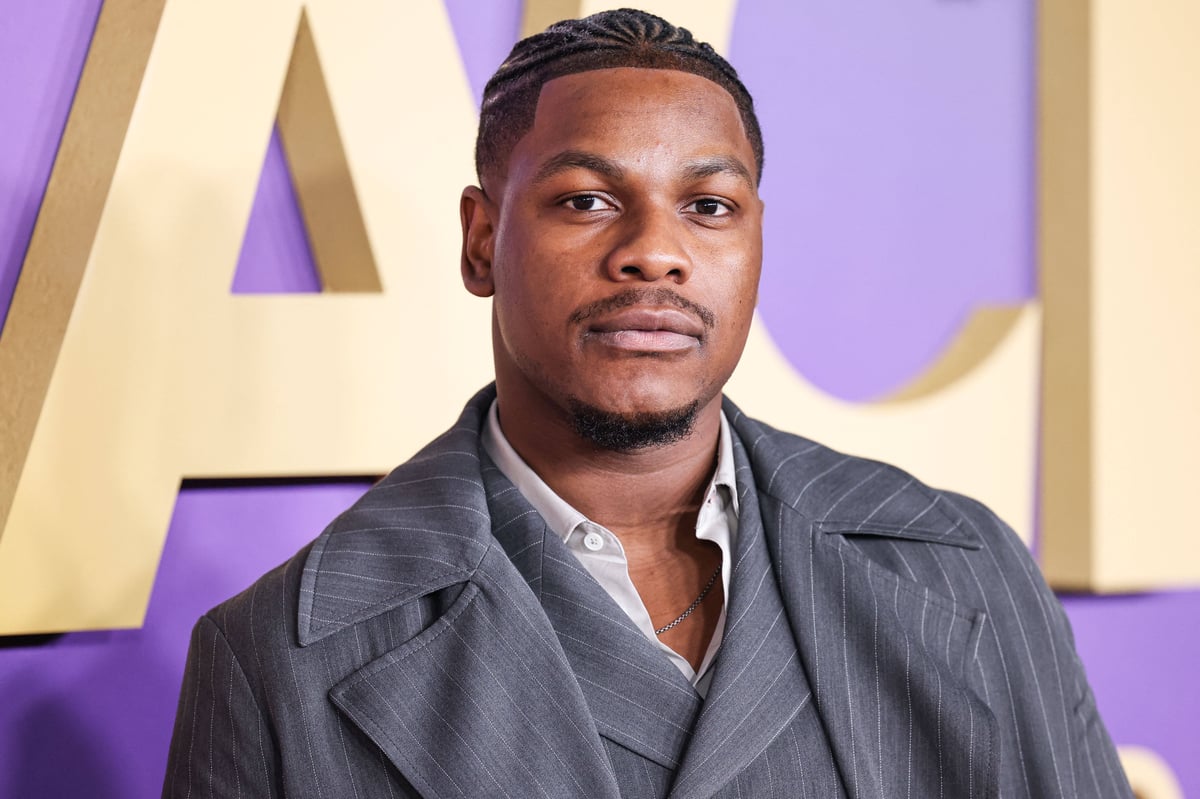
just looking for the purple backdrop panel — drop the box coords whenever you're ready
[0,0,103,332]
[1062,590,1200,793]
[0,481,372,799]
[232,126,322,293]
[731,0,1036,400]
[443,0,523,107]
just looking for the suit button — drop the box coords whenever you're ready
[583,532,604,551]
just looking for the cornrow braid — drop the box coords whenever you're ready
[475,8,763,189]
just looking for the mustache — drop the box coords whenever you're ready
[568,288,716,330]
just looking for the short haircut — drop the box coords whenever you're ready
[475,8,764,189]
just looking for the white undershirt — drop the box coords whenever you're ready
[481,400,739,697]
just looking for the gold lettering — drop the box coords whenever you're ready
[0,0,486,634]
[1039,0,1200,590]
[279,8,381,292]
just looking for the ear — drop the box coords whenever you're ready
[460,186,497,298]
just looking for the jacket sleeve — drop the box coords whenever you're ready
[1028,545,1135,798]
[1072,681,1136,798]
[163,614,281,798]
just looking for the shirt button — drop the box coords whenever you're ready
[583,532,604,551]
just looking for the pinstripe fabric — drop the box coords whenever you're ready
[164,386,1132,798]
[728,402,1132,799]
[668,436,839,799]
[483,458,703,776]
[483,450,846,799]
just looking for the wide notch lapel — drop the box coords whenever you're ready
[312,386,619,799]
[729,401,997,799]
[482,455,704,773]
[329,549,620,799]
[668,430,818,799]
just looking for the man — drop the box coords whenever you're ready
[164,10,1131,798]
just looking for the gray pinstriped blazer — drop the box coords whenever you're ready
[164,385,1132,798]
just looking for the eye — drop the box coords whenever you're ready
[563,194,616,212]
[687,198,732,217]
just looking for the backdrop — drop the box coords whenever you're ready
[0,1,1196,797]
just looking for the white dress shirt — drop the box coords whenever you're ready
[482,400,739,697]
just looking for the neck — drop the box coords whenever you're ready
[495,391,723,551]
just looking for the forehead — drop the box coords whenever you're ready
[509,67,755,182]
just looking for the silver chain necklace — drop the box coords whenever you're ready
[654,563,723,635]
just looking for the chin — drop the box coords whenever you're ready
[566,396,700,452]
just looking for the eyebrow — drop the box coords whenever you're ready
[682,156,757,191]
[532,150,625,185]
[531,149,757,192]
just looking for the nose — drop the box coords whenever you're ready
[603,207,692,283]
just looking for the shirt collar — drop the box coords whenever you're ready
[481,400,739,543]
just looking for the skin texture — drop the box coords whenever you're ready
[460,67,763,668]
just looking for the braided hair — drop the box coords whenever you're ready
[475,8,763,188]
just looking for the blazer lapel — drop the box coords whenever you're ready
[668,431,819,799]
[728,401,997,799]
[306,386,620,799]
[482,455,704,773]
[540,542,704,770]
[329,548,620,799]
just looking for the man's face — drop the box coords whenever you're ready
[462,67,763,444]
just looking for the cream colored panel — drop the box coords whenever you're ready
[1092,0,1200,589]
[1041,0,1200,590]
[0,0,488,634]
[1119,747,1183,799]
[521,0,583,38]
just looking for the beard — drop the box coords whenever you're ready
[568,397,700,452]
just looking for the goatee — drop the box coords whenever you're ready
[568,398,700,451]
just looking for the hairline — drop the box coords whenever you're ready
[481,64,760,196]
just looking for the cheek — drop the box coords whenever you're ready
[491,273,574,361]
[712,255,761,324]
[739,271,761,316]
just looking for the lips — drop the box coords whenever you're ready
[584,307,705,353]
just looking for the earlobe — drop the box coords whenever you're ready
[460,186,497,298]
